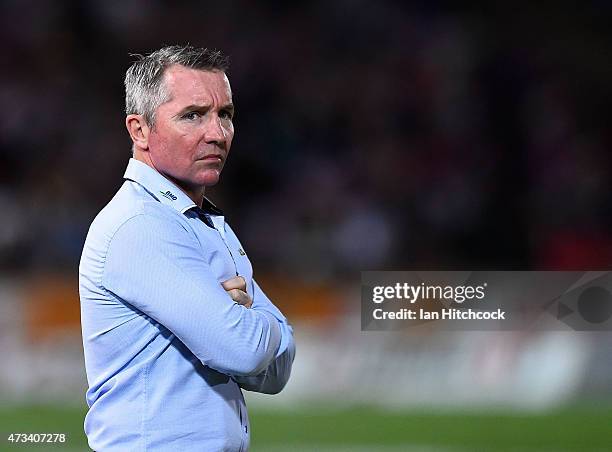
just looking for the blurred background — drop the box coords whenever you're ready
[1,1,612,450]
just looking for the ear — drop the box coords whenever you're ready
[125,114,150,150]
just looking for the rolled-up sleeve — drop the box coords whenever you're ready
[102,211,281,377]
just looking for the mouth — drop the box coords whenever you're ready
[199,154,224,163]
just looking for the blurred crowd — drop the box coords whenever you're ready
[1,1,612,280]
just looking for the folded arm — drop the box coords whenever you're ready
[102,212,281,377]
[232,280,296,394]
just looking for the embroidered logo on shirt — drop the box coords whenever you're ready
[238,248,246,256]
[160,190,177,201]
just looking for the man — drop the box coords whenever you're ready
[79,45,295,451]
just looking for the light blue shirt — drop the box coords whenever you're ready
[79,158,295,451]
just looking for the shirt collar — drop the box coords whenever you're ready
[123,158,224,217]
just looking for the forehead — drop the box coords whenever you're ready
[162,65,232,104]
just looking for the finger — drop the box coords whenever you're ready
[227,289,253,308]
[227,288,243,301]
[221,276,247,292]
[233,290,252,308]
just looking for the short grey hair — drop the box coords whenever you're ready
[124,45,230,126]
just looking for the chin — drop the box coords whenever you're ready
[196,170,221,187]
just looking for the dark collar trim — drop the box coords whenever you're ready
[201,197,224,216]
[190,197,224,229]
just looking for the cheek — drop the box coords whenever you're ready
[150,129,195,159]
[148,129,171,154]
[225,126,234,149]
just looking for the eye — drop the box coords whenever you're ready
[183,111,201,121]
[219,110,233,120]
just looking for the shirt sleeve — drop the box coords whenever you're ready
[102,211,281,377]
[232,280,296,394]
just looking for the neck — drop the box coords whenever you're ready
[133,150,205,207]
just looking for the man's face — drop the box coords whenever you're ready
[146,65,234,193]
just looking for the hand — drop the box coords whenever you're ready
[221,276,252,308]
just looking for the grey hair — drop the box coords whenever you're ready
[124,45,230,126]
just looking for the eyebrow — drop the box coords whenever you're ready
[176,103,235,117]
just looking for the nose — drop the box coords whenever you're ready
[203,115,226,146]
